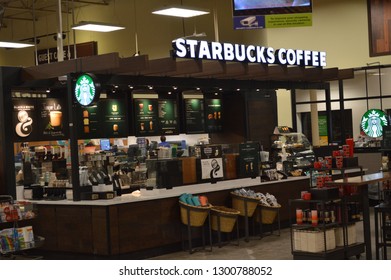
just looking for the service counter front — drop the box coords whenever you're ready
[30,176,309,258]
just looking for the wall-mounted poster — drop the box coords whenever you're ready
[205,98,223,132]
[12,99,38,142]
[134,98,159,136]
[239,142,260,178]
[199,145,224,180]
[158,99,179,135]
[37,98,68,140]
[13,97,69,141]
[184,98,205,133]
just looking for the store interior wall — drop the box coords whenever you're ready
[0,0,391,140]
[295,66,391,141]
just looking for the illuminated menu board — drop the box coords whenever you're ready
[99,99,127,137]
[158,99,179,135]
[134,98,159,136]
[205,98,223,133]
[78,98,127,139]
[184,98,205,134]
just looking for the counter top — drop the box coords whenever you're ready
[326,171,391,187]
[28,176,309,206]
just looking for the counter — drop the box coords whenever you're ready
[30,176,309,258]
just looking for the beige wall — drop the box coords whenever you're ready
[1,0,390,132]
[1,0,389,67]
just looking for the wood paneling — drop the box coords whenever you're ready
[33,178,309,256]
[55,206,93,253]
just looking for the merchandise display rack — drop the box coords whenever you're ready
[0,195,44,259]
[289,197,365,260]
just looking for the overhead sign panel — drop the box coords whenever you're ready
[172,38,326,67]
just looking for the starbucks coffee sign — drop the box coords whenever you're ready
[361,109,388,138]
[172,38,327,67]
[74,73,100,106]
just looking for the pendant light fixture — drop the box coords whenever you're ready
[152,6,209,18]
[0,41,34,48]
[72,21,125,32]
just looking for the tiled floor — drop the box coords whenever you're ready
[150,208,389,260]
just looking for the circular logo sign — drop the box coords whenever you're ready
[361,109,388,138]
[74,73,99,106]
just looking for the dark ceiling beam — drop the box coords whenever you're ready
[21,52,120,80]
[62,0,110,6]
[3,15,35,21]
[189,61,226,78]
[214,62,248,78]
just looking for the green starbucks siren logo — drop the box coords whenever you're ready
[74,74,98,106]
[361,109,388,138]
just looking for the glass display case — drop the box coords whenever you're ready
[271,132,315,169]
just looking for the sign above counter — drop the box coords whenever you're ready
[172,38,326,67]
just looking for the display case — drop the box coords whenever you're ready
[271,132,315,170]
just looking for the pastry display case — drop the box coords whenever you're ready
[271,132,315,169]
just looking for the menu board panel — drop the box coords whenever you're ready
[184,98,205,134]
[80,105,100,139]
[134,99,159,136]
[12,98,69,142]
[205,98,223,132]
[158,99,179,135]
[79,98,127,139]
[99,99,127,137]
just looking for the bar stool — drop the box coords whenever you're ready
[179,201,212,254]
[231,192,259,242]
[210,206,240,247]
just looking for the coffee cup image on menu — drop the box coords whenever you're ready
[15,110,33,137]
[49,111,62,129]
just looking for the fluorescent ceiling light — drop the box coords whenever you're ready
[152,6,210,18]
[72,21,125,32]
[0,41,34,48]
